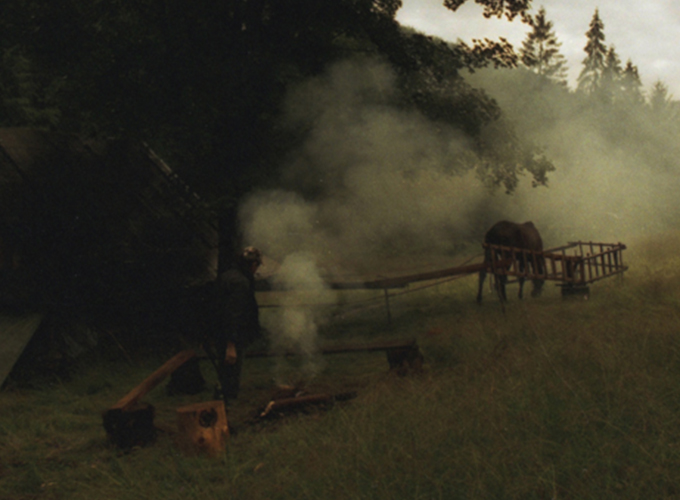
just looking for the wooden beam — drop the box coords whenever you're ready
[109,349,197,412]
[244,338,419,358]
[255,261,488,292]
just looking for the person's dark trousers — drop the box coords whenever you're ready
[167,357,206,395]
[216,347,243,401]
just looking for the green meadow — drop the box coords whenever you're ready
[3,233,680,499]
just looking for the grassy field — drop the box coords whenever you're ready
[3,233,680,499]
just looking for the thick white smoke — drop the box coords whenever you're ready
[264,252,334,386]
[239,57,494,273]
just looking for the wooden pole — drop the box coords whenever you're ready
[109,350,197,412]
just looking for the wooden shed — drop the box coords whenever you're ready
[0,128,219,385]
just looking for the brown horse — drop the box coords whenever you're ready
[477,220,545,303]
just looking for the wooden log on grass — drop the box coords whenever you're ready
[103,349,197,448]
[245,339,425,375]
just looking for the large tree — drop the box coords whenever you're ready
[519,6,568,86]
[0,0,551,230]
[577,9,607,95]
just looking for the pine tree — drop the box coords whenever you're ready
[519,6,568,85]
[577,9,607,95]
[600,45,622,102]
[620,59,644,105]
[649,80,674,117]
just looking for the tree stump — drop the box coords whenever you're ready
[386,342,424,376]
[102,403,156,449]
[103,349,197,449]
[176,400,229,457]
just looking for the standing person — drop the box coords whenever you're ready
[206,246,263,404]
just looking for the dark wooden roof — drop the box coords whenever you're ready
[0,128,218,318]
[0,128,216,243]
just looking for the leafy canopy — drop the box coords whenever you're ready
[0,0,551,199]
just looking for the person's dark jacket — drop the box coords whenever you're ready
[212,264,260,349]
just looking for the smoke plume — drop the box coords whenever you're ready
[264,252,334,385]
[239,57,493,273]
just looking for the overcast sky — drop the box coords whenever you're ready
[396,0,680,98]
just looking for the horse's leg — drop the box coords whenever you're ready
[517,255,526,299]
[496,274,508,302]
[531,255,545,297]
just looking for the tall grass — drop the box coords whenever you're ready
[4,234,680,499]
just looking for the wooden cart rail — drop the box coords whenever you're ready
[255,261,490,292]
[484,241,627,285]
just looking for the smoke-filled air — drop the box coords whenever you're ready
[240,58,493,275]
[240,56,680,277]
[466,67,680,249]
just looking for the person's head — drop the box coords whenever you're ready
[240,246,263,275]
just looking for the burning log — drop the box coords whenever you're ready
[103,349,197,448]
[258,391,357,419]
[176,400,229,457]
[259,393,332,418]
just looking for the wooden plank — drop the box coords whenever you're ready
[245,338,418,359]
[256,262,489,291]
[578,248,625,261]
[0,311,43,388]
[109,349,197,411]
[370,262,487,289]
[581,267,629,284]
[543,243,579,253]
[568,241,627,249]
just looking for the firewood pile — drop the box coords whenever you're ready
[102,338,423,456]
